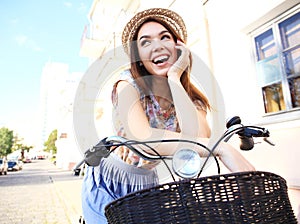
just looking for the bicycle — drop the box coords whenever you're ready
[79,116,297,223]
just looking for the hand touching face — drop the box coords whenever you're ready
[167,40,190,80]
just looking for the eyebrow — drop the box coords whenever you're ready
[139,30,170,41]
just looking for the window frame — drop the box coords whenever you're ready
[249,4,300,123]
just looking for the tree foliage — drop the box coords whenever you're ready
[44,129,57,154]
[13,135,33,159]
[0,127,14,156]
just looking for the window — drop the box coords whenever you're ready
[253,10,300,114]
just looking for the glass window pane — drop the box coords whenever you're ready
[279,12,300,49]
[288,76,300,108]
[262,83,286,113]
[284,47,300,77]
[255,29,276,61]
[256,55,281,86]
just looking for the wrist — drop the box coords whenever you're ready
[167,75,181,85]
[215,142,229,157]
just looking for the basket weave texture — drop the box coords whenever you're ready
[105,171,297,224]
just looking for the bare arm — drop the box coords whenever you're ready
[168,77,211,137]
[167,40,210,138]
[114,81,255,172]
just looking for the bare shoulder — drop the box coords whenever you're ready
[116,80,140,99]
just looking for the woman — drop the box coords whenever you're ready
[82,8,255,224]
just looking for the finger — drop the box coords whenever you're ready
[176,40,185,46]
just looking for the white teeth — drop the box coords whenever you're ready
[153,55,168,64]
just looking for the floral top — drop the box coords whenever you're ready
[111,69,205,170]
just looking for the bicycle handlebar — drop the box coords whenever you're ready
[225,116,271,150]
[77,116,274,178]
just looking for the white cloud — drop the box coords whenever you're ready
[31,44,43,52]
[63,1,72,8]
[77,3,87,13]
[63,2,87,14]
[10,18,19,25]
[15,35,28,46]
[14,34,43,52]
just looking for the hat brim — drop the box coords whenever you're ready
[122,8,187,55]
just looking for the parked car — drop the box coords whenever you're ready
[7,160,21,171]
[72,162,85,176]
[73,166,81,176]
[18,160,23,170]
[0,158,8,175]
[23,156,32,163]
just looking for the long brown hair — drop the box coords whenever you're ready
[129,19,210,111]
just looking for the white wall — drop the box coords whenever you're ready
[204,0,300,219]
[203,0,300,182]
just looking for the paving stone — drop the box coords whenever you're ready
[0,159,83,224]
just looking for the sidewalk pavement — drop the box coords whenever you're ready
[49,164,84,224]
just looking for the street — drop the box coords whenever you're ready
[0,159,83,224]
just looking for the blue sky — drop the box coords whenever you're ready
[0,1,93,138]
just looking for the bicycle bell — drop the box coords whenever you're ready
[172,148,201,179]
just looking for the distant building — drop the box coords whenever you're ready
[39,62,69,144]
[39,62,83,169]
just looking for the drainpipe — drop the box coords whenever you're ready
[202,1,214,74]
[201,1,226,138]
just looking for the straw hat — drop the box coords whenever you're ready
[122,8,187,55]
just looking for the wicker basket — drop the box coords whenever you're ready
[105,171,297,223]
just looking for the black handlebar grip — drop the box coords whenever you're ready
[226,116,241,128]
[239,135,254,150]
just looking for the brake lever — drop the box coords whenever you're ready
[263,137,275,146]
[84,137,111,166]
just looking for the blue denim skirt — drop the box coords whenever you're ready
[81,153,159,224]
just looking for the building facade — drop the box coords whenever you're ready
[40,62,83,169]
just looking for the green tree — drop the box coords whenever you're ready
[12,135,33,159]
[0,127,14,157]
[44,129,57,154]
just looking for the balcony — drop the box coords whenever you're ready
[79,25,108,59]
[79,0,141,59]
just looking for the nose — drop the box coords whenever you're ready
[152,40,164,52]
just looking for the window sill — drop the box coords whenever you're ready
[256,108,300,127]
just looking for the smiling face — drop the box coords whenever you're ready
[136,21,178,77]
